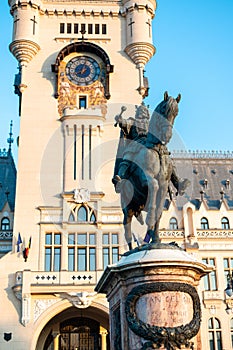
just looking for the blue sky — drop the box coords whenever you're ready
[1,0,233,161]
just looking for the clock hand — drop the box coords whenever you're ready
[81,59,89,74]
[81,65,87,74]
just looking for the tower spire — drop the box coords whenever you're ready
[7,120,14,153]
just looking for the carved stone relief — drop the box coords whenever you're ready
[34,299,58,323]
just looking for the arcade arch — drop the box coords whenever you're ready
[35,305,109,350]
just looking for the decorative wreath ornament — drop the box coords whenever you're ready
[125,282,201,350]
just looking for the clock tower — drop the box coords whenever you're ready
[3,0,156,348]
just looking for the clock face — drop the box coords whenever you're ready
[66,56,101,86]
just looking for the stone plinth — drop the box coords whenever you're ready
[95,243,212,350]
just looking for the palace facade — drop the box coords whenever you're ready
[0,0,233,349]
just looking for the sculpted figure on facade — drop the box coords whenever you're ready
[113,92,190,250]
[74,188,90,204]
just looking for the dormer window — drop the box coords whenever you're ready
[201,217,209,230]
[169,217,178,230]
[221,217,230,230]
[1,217,10,231]
[203,179,208,189]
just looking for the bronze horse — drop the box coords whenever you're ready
[114,92,182,249]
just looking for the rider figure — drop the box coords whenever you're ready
[113,102,150,188]
[113,103,190,197]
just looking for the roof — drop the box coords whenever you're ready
[170,151,233,210]
[0,149,17,211]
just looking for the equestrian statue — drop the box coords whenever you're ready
[112,92,190,250]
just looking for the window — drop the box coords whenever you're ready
[201,217,209,229]
[74,23,79,34]
[81,23,86,33]
[67,233,96,271]
[102,24,107,34]
[79,95,87,109]
[78,206,88,221]
[44,233,61,271]
[68,247,75,271]
[88,24,93,34]
[221,217,230,229]
[208,317,222,350]
[102,233,119,269]
[89,247,96,271]
[1,217,10,230]
[68,213,75,222]
[78,248,86,271]
[202,258,217,291]
[90,212,96,222]
[223,258,233,286]
[103,248,109,269]
[60,23,65,33]
[231,318,233,348]
[169,217,178,230]
[69,205,96,223]
[67,23,72,34]
[95,24,100,34]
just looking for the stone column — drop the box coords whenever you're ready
[52,331,60,350]
[96,243,213,350]
[100,326,108,350]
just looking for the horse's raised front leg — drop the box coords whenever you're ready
[123,208,134,250]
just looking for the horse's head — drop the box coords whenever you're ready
[155,91,181,124]
[148,91,181,145]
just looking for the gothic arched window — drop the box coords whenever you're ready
[208,317,222,350]
[1,217,10,230]
[221,217,230,229]
[169,217,178,230]
[68,213,75,222]
[201,217,209,230]
[90,212,96,223]
[78,206,88,222]
[68,205,96,223]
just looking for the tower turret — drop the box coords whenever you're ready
[123,0,156,96]
[8,0,41,91]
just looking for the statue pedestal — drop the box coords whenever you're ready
[95,243,212,350]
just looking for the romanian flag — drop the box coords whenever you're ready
[23,236,32,262]
[16,233,22,252]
